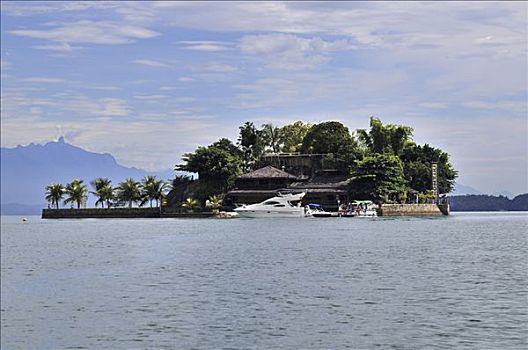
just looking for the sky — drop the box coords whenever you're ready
[1,1,527,195]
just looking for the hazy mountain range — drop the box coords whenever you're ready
[1,137,178,215]
[0,137,514,215]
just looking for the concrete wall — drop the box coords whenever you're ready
[42,207,215,219]
[42,208,160,219]
[378,204,449,216]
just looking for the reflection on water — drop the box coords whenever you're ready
[1,213,527,349]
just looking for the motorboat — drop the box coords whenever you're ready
[234,192,306,218]
[305,203,333,218]
[341,200,378,217]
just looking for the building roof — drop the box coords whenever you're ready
[239,166,298,179]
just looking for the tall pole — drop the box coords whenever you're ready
[431,162,438,204]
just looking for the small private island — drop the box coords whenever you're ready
[42,118,456,219]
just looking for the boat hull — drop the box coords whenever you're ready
[235,209,305,218]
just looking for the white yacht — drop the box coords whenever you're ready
[234,192,306,218]
[304,203,333,217]
[346,200,378,217]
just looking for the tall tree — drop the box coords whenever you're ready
[141,175,167,207]
[176,145,241,194]
[64,179,88,209]
[399,143,458,194]
[301,121,362,171]
[349,154,408,203]
[356,117,414,155]
[260,123,282,153]
[238,122,264,171]
[45,183,64,209]
[91,178,113,208]
[278,121,312,153]
[116,178,141,208]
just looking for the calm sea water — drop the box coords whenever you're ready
[1,213,527,349]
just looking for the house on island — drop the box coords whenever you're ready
[225,155,352,210]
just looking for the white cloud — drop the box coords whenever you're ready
[33,42,82,52]
[23,77,65,83]
[419,102,449,110]
[201,63,238,73]
[133,94,169,100]
[177,40,233,51]
[132,59,170,68]
[178,77,196,82]
[10,20,159,45]
[239,33,355,70]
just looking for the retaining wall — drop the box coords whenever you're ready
[378,203,449,216]
[42,208,161,219]
[42,208,215,219]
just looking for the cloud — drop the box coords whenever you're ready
[23,77,65,83]
[32,42,82,52]
[178,77,196,82]
[200,63,238,73]
[239,33,355,70]
[132,59,170,68]
[176,40,233,51]
[10,20,159,45]
[133,94,169,100]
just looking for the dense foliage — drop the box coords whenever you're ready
[349,154,407,202]
[174,117,458,204]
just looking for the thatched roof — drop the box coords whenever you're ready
[239,166,297,179]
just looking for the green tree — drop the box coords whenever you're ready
[90,178,113,208]
[278,121,312,153]
[207,194,223,210]
[141,175,167,207]
[64,179,88,209]
[182,197,200,211]
[176,145,241,194]
[260,123,282,153]
[116,178,141,208]
[238,122,264,171]
[301,121,362,171]
[45,183,64,209]
[357,117,414,155]
[349,154,408,203]
[211,138,243,159]
[399,143,457,194]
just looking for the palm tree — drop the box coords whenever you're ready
[63,179,88,209]
[140,176,168,207]
[91,178,113,208]
[116,178,141,208]
[207,195,223,210]
[261,123,282,154]
[182,197,199,212]
[45,183,64,209]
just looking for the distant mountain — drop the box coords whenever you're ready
[1,137,179,215]
[449,194,528,211]
[452,182,482,196]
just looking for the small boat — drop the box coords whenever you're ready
[234,192,306,218]
[342,200,378,217]
[305,203,333,217]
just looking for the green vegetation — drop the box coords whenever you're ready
[45,183,64,209]
[349,153,407,202]
[174,117,458,205]
[182,197,200,211]
[63,179,88,209]
[91,178,113,208]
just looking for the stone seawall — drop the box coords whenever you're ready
[42,208,161,219]
[378,204,449,216]
[42,208,216,219]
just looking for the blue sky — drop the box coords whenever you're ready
[1,1,527,195]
